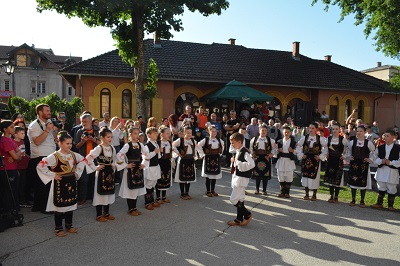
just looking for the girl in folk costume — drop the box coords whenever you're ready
[296,123,328,200]
[371,130,400,211]
[324,123,348,203]
[197,125,225,197]
[249,124,276,195]
[36,131,88,237]
[116,127,146,216]
[86,127,117,222]
[155,127,173,204]
[346,125,375,208]
[275,126,297,198]
[172,126,198,200]
[143,127,161,210]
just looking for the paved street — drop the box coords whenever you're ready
[1,168,399,266]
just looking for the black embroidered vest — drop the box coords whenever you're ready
[352,139,369,159]
[126,142,142,161]
[303,134,321,155]
[327,136,344,157]
[146,141,159,166]
[277,136,296,160]
[178,138,195,157]
[235,147,253,178]
[204,137,222,155]
[378,144,400,169]
[97,145,113,165]
[252,136,272,155]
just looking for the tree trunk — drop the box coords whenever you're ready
[133,10,146,120]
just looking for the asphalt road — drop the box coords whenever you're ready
[1,167,399,266]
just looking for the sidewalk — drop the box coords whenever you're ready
[1,167,399,266]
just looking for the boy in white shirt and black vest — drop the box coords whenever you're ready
[227,133,255,226]
[143,127,161,210]
[372,129,400,211]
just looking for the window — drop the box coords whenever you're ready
[345,99,352,121]
[38,82,46,93]
[122,89,132,118]
[67,86,73,96]
[100,88,111,117]
[31,80,46,93]
[358,100,364,120]
[4,80,10,91]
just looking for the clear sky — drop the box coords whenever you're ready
[2,0,399,71]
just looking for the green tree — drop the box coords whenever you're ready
[36,0,229,119]
[8,93,84,125]
[312,0,400,59]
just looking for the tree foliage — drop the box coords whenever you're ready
[312,0,400,59]
[8,93,84,125]
[36,0,229,119]
[144,58,159,100]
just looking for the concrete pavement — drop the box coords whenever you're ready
[1,168,399,266]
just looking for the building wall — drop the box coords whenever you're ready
[73,75,399,131]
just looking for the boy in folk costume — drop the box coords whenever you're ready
[371,129,400,211]
[37,131,89,236]
[346,125,375,208]
[86,127,117,222]
[116,127,146,216]
[197,125,225,197]
[227,133,255,226]
[143,127,161,210]
[275,126,297,198]
[296,123,328,200]
[249,124,276,195]
[172,126,198,200]
[156,127,173,203]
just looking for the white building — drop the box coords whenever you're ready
[0,43,81,102]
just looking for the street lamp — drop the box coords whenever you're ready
[2,59,15,75]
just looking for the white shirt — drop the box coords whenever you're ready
[27,118,56,158]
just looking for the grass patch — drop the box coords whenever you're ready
[292,171,400,207]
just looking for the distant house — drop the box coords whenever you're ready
[0,43,82,102]
[362,62,400,82]
[60,39,398,131]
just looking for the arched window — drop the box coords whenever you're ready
[358,100,364,120]
[175,92,200,117]
[345,99,352,122]
[122,89,132,118]
[100,88,111,117]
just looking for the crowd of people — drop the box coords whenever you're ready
[0,103,398,235]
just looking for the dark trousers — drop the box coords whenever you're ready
[30,157,49,212]
[78,168,95,201]
[54,211,73,229]
[0,170,19,213]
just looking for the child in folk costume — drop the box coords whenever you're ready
[249,124,276,195]
[275,126,297,198]
[143,127,161,210]
[371,129,400,211]
[346,125,375,208]
[86,127,117,222]
[156,127,173,204]
[296,123,328,201]
[36,131,88,237]
[197,125,225,197]
[116,127,146,216]
[172,126,198,200]
[227,133,255,226]
[324,123,348,203]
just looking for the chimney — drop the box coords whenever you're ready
[324,55,332,62]
[153,32,161,48]
[292,41,300,58]
[377,62,382,67]
[228,38,236,45]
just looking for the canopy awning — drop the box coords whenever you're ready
[201,80,273,103]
